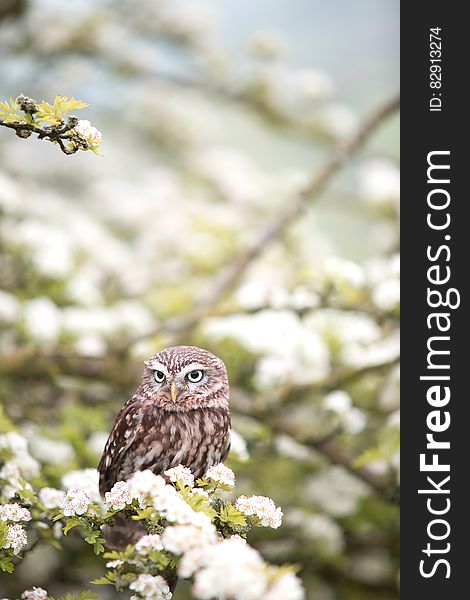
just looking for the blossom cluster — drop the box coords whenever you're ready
[235,495,283,529]
[0,435,300,599]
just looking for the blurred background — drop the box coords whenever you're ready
[0,0,399,598]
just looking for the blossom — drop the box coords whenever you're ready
[21,588,48,600]
[127,470,168,507]
[164,464,195,488]
[22,297,61,344]
[25,429,74,466]
[2,523,28,553]
[62,488,91,516]
[204,463,235,488]
[229,430,249,462]
[73,119,102,151]
[0,431,29,456]
[323,257,365,290]
[161,524,216,555]
[106,560,124,569]
[235,496,283,528]
[359,158,400,210]
[105,481,133,510]
[129,574,172,600]
[323,390,352,413]
[0,503,31,522]
[61,469,100,503]
[264,572,304,600]
[39,487,65,509]
[0,290,20,323]
[135,534,163,555]
[306,466,369,517]
[192,537,267,600]
[0,432,40,481]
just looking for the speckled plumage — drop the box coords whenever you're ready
[98,346,231,496]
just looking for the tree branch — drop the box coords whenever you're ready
[128,93,400,347]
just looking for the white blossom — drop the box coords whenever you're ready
[61,469,100,503]
[22,297,61,344]
[306,466,369,517]
[235,495,283,528]
[317,103,358,138]
[164,465,195,488]
[129,573,172,600]
[26,430,74,466]
[62,487,91,516]
[250,31,285,60]
[323,390,352,414]
[161,524,217,555]
[73,119,102,145]
[264,572,304,600]
[135,534,163,555]
[229,430,249,462]
[342,407,367,434]
[38,487,65,509]
[2,523,28,553]
[372,279,400,311]
[106,559,124,568]
[127,470,169,508]
[359,159,400,210]
[0,431,29,456]
[105,481,133,510]
[21,588,48,600]
[0,503,31,522]
[192,537,267,600]
[204,463,235,488]
[0,290,20,323]
[323,257,365,289]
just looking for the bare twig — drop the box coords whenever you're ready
[0,117,81,154]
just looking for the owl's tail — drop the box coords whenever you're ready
[103,513,145,549]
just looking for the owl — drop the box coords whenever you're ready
[98,345,231,499]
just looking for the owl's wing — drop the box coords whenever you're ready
[98,396,143,495]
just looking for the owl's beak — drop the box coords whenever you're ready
[170,382,179,403]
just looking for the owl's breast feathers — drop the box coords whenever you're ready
[98,398,231,495]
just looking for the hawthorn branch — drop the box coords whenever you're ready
[0,117,82,155]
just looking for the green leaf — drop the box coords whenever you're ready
[63,518,82,535]
[0,522,8,547]
[35,96,88,125]
[0,97,23,123]
[60,591,98,600]
[0,556,15,573]
[218,502,247,526]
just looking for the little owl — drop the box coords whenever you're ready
[98,345,231,547]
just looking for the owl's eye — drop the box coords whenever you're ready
[186,369,204,383]
[154,370,166,383]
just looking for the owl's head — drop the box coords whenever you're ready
[141,345,229,412]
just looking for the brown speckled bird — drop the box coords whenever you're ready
[98,345,231,548]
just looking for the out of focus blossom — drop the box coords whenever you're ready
[21,588,48,600]
[135,534,164,555]
[39,487,65,510]
[129,573,172,600]
[360,159,400,211]
[61,469,100,503]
